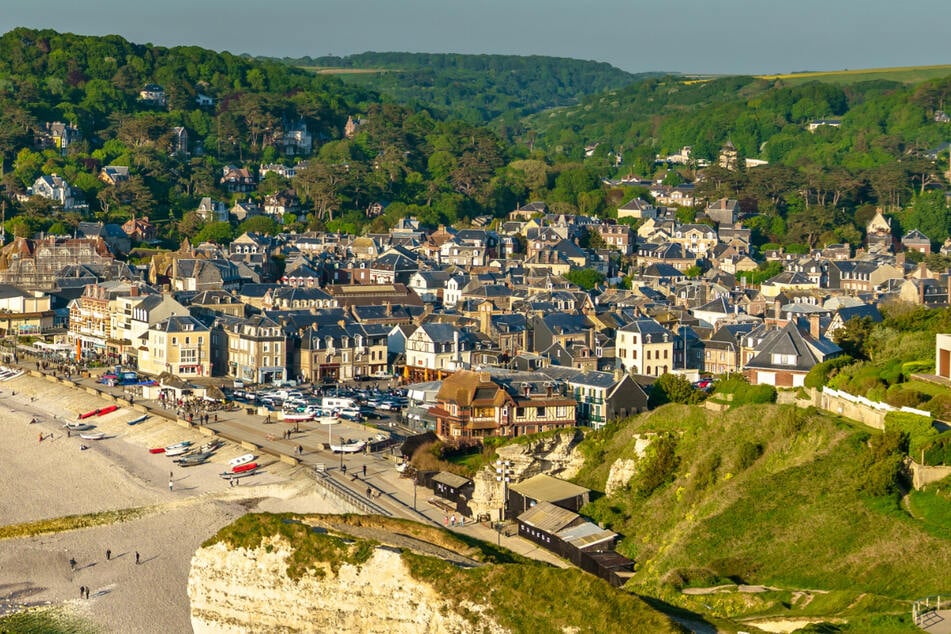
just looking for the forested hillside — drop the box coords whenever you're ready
[527,73,951,249]
[280,52,645,124]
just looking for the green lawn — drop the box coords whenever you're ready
[758,64,951,85]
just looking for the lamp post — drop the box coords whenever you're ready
[495,459,512,546]
[413,473,418,511]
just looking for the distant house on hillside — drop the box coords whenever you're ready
[139,84,166,106]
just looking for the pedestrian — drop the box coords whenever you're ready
[106,549,111,561]
[135,551,140,565]
[67,429,71,437]
[168,480,173,492]
[39,432,43,443]
[214,414,218,422]
[80,585,85,599]
[341,464,347,475]
[362,464,367,477]
[69,557,76,570]
[297,445,303,456]
[450,514,456,527]
[366,487,372,498]
[443,515,448,527]
[169,471,173,479]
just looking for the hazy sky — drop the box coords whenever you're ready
[3,0,949,75]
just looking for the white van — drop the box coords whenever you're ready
[322,396,356,412]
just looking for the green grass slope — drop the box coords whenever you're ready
[574,404,950,631]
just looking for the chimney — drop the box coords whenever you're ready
[919,261,928,279]
[130,285,139,297]
[919,279,926,305]
[896,252,905,267]
[808,314,820,340]
[453,330,461,364]
[385,301,392,317]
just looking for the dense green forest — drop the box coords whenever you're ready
[0,27,949,256]
[276,52,646,125]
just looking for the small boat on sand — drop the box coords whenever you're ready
[97,405,119,416]
[220,468,258,480]
[176,451,212,466]
[232,462,258,473]
[79,431,106,440]
[228,453,255,468]
[149,447,166,454]
[78,409,100,420]
[64,422,95,432]
[165,444,192,457]
[126,415,148,425]
[199,439,223,454]
[330,440,366,454]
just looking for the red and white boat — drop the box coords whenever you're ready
[228,453,255,468]
[97,405,119,416]
[232,462,258,474]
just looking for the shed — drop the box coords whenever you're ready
[431,471,473,499]
[507,473,591,518]
[516,501,585,554]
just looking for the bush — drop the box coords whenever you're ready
[923,432,951,465]
[804,355,854,389]
[636,433,679,497]
[734,441,764,471]
[860,430,910,497]
[884,384,931,408]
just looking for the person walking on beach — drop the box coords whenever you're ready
[168,480,173,492]
[297,445,303,456]
[80,585,85,599]
[69,557,76,571]
[106,549,111,561]
[135,551,140,565]
[362,464,367,477]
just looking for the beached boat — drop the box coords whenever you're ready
[280,412,315,422]
[176,451,212,466]
[97,404,119,416]
[199,439,224,453]
[232,462,258,473]
[126,415,148,425]
[79,431,105,440]
[165,444,192,457]
[149,447,166,454]
[165,440,192,451]
[228,453,255,468]
[64,422,95,432]
[329,440,366,454]
[78,409,100,420]
[219,468,258,480]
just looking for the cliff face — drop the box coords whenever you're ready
[469,429,586,519]
[188,536,507,634]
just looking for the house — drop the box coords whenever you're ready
[704,198,740,225]
[138,315,212,377]
[404,323,473,382]
[530,313,595,354]
[617,197,657,220]
[0,285,54,336]
[212,315,287,385]
[827,304,883,337]
[702,322,758,375]
[196,198,229,223]
[540,366,649,428]
[744,320,841,387]
[597,223,635,256]
[298,319,389,383]
[806,119,842,132]
[670,224,718,258]
[937,334,951,381]
[902,229,932,255]
[99,165,130,186]
[616,318,675,377]
[866,208,893,253]
[196,93,215,107]
[230,199,262,222]
[121,216,158,243]
[171,126,188,155]
[220,166,256,193]
[138,84,167,106]
[36,121,81,155]
[263,190,301,221]
[30,174,80,210]
[277,119,313,155]
[109,290,187,365]
[171,259,241,292]
[408,270,452,304]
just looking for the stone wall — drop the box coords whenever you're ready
[909,460,951,490]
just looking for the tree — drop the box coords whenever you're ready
[193,221,234,244]
[832,317,874,360]
[237,215,281,235]
[563,268,605,290]
[649,373,703,406]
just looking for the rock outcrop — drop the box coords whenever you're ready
[605,435,654,496]
[469,429,586,519]
[188,535,507,634]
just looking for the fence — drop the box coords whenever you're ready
[913,595,950,628]
[306,468,393,516]
[819,387,932,430]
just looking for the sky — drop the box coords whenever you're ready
[3,0,950,76]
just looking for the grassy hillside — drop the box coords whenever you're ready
[573,403,951,631]
[759,64,951,85]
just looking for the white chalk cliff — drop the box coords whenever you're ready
[188,535,507,634]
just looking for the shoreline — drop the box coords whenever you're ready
[0,373,344,633]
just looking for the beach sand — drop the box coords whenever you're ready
[0,374,344,633]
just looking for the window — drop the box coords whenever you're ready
[185,337,190,345]
[516,407,525,418]
[172,337,177,345]
[180,349,197,364]
[536,406,545,417]
[771,353,797,366]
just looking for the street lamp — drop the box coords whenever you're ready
[495,459,512,546]
[413,473,418,511]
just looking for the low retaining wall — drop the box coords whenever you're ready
[910,460,951,490]
[817,387,932,431]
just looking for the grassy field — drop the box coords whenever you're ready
[572,403,951,632]
[758,64,951,85]
[297,66,391,75]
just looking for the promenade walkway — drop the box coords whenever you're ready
[18,364,567,567]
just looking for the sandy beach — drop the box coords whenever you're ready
[0,373,345,633]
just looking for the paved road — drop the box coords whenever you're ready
[21,364,567,567]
